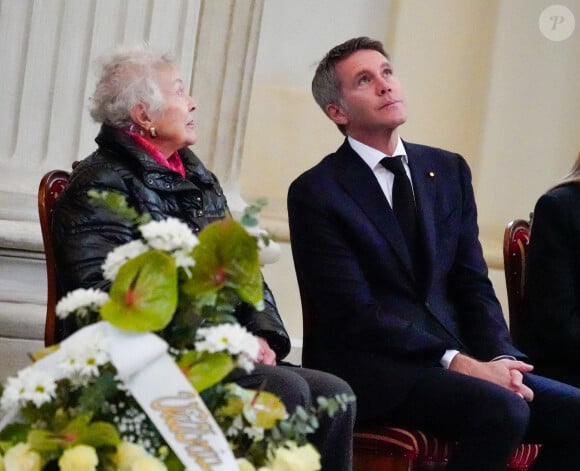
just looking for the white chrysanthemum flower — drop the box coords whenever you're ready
[60,330,110,379]
[1,367,56,409]
[0,376,22,411]
[102,240,149,281]
[195,324,260,361]
[139,218,198,253]
[55,288,109,320]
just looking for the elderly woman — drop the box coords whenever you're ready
[52,44,354,471]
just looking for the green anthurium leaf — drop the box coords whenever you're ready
[50,413,120,449]
[74,421,120,448]
[59,412,91,437]
[101,250,178,332]
[51,407,72,431]
[180,351,235,392]
[182,218,263,310]
[177,348,203,368]
[27,429,64,453]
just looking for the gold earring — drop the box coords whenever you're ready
[149,126,157,138]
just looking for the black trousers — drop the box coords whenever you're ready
[378,368,580,471]
[236,363,356,471]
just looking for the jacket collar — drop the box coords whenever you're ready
[95,125,219,189]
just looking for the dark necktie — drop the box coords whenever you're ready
[380,156,418,249]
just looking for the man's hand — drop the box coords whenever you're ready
[449,353,534,401]
[256,337,277,365]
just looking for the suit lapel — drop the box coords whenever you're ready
[333,141,416,280]
[407,144,470,349]
[406,143,437,290]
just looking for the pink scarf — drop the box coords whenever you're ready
[127,130,186,178]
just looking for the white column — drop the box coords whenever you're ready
[191,0,264,215]
[0,0,264,380]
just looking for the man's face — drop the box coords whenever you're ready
[328,49,407,138]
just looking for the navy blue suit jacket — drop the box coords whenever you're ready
[288,139,523,412]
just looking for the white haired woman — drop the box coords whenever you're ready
[52,44,355,471]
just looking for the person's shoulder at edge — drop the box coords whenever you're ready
[538,181,580,203]
[531,183,580,228]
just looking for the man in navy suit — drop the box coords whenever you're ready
[287,36,580,471]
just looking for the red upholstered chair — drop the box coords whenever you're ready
[352,425,540,471]
[296,263,541,471]
[503,217,532,346]
[38,169,71,346]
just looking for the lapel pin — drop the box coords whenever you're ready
[428,171,435,178]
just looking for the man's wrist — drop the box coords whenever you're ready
[441,349,460,369]
[491,355,516,362]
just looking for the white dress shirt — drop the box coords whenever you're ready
[347,135,412,208]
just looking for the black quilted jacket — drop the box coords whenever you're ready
[53,124,291,358]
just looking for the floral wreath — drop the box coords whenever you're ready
[0,191,353,471]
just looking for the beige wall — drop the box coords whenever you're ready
[241,0,580,350]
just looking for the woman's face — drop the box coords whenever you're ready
[150,65,197,156]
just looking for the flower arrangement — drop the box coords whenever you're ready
[0,191,352,471]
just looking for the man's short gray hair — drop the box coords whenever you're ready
[312,37,389,134]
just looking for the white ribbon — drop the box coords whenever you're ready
[1,322,238,471]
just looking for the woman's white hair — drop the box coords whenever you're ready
[89,43,175,127]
